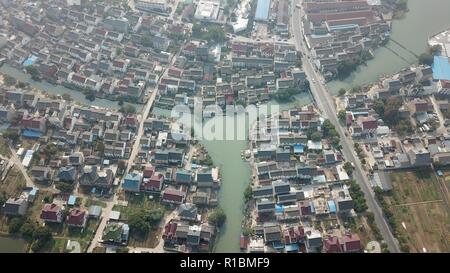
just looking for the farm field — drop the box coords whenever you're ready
[386,170,450,252]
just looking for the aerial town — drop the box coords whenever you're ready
[0,0,449,255]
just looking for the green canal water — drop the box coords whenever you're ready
[0,236,27,253]
[327,0,450,94]
[153,92,312,252]
[1,0,449,253]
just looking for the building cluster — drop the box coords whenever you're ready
[156,38,306,110]
[162,206,216,252]
[428,28,450,96]
[244,105,362,253]
[337,61,450,190]
[0,0,189,102]
[302,0,391,79]
[252,0,290,38]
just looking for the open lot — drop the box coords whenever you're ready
[113,193,166,249]
[0,137,11,157]
[0,167,26,197]
[385,170,450,252]
[113,192,164,221]
[42,218,99,253]
[83,198,107,208]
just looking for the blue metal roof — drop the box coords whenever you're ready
[255,0,271,21]
[272,241,285,249]
[328,200,337,213]
[29,187,38,196]
[275,204,284,213]
[285,244,299,252]
[329,24,358,31]
[23,55,38,67]
[22,129,42,138]
[68,195,77,205]
[294,144,305,154]
[432,56,450,80]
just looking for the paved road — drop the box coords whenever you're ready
[87,193,118,253]
[88,29,182,254]
[88,83,159,253]
[125,88,158,174]
[291,0,400,253]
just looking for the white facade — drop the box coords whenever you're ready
[194,1,220,21]
[135,0,167,13]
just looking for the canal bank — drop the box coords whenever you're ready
[153,92,312,252]
[327,0,450,94]
[0,64,142,111]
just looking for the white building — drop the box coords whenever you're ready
[135,0,167,13]
[194,1,220,21]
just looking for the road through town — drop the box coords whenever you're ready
[291,0,400,253]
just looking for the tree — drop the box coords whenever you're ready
[56,182,74,192]
[242,225,254,236]
[338,110,347,123]
[120,104,136,114]
[0,192,6,207]
[116,48,122,56]
[208,207,226,227]
[310,131,322,142]
[338,88,346,97]
[2,129,20,142]
[384,97,402,126]
[94,140,105,156]
[430,44,442,55]
[85,90,96,101]
[129,209,150,235]
[31,226,52,252]
[62,93,72,101]
[26,66,40,80]
[20,221,37,239]
[243,185,253,202]
[346,180,368,213]
[3,75,17,86]
[33,226,52,242]
[129,208,163,236]
[141,35,153,47]
[418,52,433,66]
[395,0,408,11]
[8,217,24,234]
[148,208,164,225]
[343,162,353,176]
[303,80,310,91]
[117,160,127,170]
[17,82,27,88]
[43,196,51,203]
[373,99,385,117]
[43,144,58,160]
[350,85,362,93]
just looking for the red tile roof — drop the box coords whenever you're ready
[40,203,62,222]
[341,233,361,252]
[143,166,156,178]
[66,209,86,227]
[324,236,342,253]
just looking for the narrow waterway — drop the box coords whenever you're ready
[0,64,142,111]
[0,235,27,253]
[153,92,312,252]
[327,0,450,94]
[2,0,449,253]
